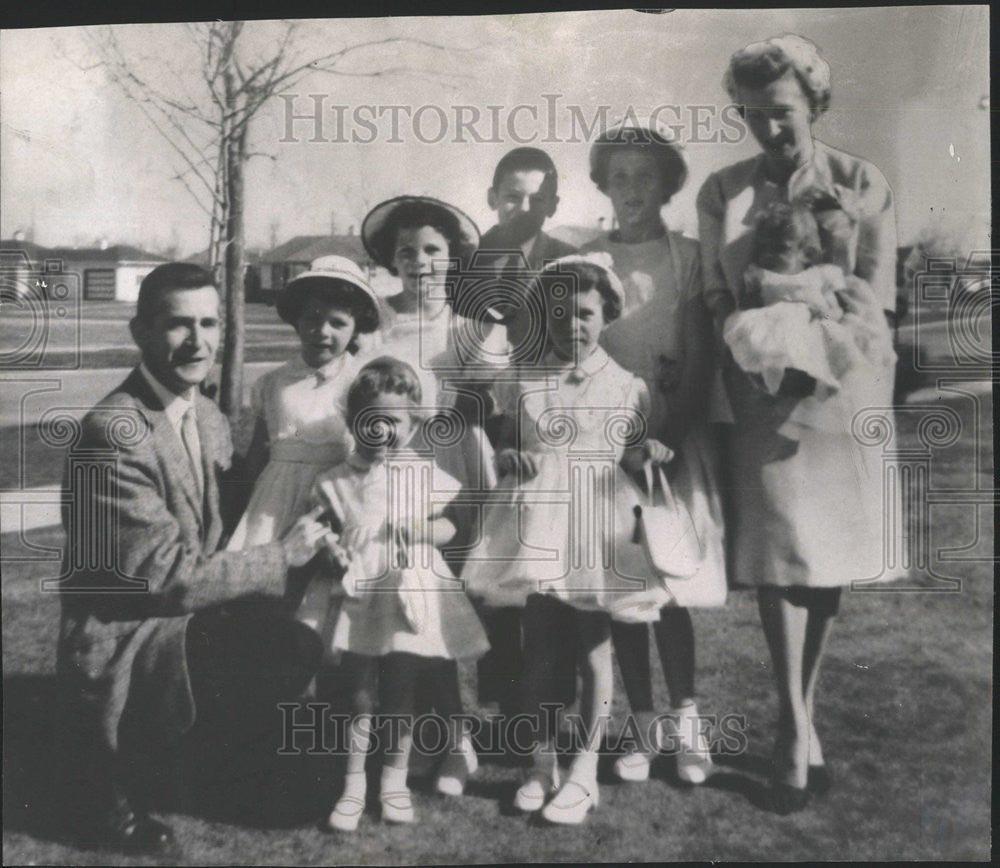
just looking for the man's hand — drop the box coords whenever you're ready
[495,448,539,481]
[280,505,333,567]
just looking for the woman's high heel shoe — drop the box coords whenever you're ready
[807,764,833,795]
[768,780,811,815]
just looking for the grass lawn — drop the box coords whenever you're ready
[1,379,991,864]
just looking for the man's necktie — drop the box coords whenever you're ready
[180,407,204,499]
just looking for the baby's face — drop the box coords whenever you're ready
[757,244,810,275]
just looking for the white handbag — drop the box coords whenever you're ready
[633,461,703,580]
[390,524,429,634]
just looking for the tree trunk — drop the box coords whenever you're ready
[219,123,247,423]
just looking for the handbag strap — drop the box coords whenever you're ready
[642,460,676,509]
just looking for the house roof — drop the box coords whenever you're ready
[2,240,167,266]
[184,246,266,267]
[40,244,166,263]
[0,239,49,260]
[261,234,368,265]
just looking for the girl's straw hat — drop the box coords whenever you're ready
[276,255,381,331]
[537,252,626,311]
[361,195,480,272]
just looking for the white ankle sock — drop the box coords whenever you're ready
[342,770,367,797]
[381,764,408,793]
[569,752,598,783]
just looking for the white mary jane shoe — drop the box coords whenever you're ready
[661,705,714,785]
[435,750,469,797]
[613,750,652,782]
[380,789,416,824]
[540,778,599,825]
[326,794,365,832]
[513,768,559,813]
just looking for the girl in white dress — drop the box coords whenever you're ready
[582,127,727,786]
[319,357,489,831]
[360,195,498,495]
[226,256,381,633]
[464,256,673,825]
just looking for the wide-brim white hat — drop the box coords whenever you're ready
[361,196,480,272]
[276,254,381,332]
[535,252,626,312]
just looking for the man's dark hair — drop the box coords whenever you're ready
[136,262,218,323]
[491,146,559,193]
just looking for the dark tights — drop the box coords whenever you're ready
[610,607,696,712]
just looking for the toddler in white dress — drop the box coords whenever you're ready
[319,356,488,831]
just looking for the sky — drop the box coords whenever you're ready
[0,6,990,256]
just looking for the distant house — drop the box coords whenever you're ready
[0,240,50,299]
[183,247,267,301]
[1,239,166,301]
[256,234,373,301]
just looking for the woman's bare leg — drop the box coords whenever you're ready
[757,588,810,789]
[802,590,841,767]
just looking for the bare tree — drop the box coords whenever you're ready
[83,20,456,421]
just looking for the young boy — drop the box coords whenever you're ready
[469,148,578,370]
[471,147,579,725]
[480,146,578,273]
